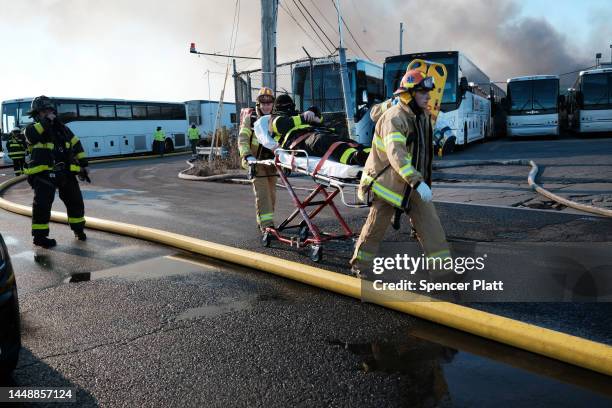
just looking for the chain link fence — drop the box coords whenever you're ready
[233,55,351,138]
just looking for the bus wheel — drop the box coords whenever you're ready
[164,139,174,153]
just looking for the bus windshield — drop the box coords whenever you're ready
[582,73,610,108]
[293,62,356,114]
[507,79,559,114]
[383,56,457,107]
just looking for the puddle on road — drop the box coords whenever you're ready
[80,188,144,201]
[329,320,612,407]
[176,293,284,321]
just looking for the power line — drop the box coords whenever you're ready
[294,0,336,50]
[290,0,335,54]
[279,1,329,55]
[329,0,372,61]
[306,0,364,58]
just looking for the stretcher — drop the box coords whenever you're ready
[251,149,366,262]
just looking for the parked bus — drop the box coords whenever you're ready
[505,75,561,137]
[384,51,492,149]
[1,97,188,164]
[570,67,612,135]
[292,58,384,145]
[490,82,507,138]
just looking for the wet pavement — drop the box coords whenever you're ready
[3,244,611,407]
[1,141,611,406]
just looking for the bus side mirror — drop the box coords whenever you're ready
[575,91,584,107]
[500,97,508,111]
[459,77,469,98]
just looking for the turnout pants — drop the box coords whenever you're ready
[251,164,277,230]
[350,193,450,272]
[30,172,85,237]
[12,159,25,176]
[291,130,368,165]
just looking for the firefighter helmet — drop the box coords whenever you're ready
[256,87,275,104]
[11,126,21,133]
[394,69,435,95]
[28,95,56,117]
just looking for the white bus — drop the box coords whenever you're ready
[570,67,612,135]
[185,100,237,137]
[505,75,561,137]
[384,51,492,149]
[291,58,384,145]
[1,97,188,164]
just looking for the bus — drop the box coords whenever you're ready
[384,51,492,149]
[1,97,188,164]
[292,58,384,145]
[490,82,507,138]
[505,75,561,137]
[570,67,612,135]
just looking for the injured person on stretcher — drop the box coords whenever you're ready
[252,94,371,167]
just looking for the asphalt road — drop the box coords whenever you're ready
[1,136,611,407]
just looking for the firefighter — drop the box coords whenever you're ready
[268,94,370,166]
[350,69,451,278]
[187,123,200,155]
[238,87,277,232]
[24,95,90,248]
[153,126,166,157]
[7,127,28,176]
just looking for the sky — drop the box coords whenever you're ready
[0,0,610,105]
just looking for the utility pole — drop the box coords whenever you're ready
[261,0,278,90]
[335,0,356,140]
[399,22,404,54]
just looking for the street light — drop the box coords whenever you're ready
[596,52,602,68]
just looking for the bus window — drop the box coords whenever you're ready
[161,106,173,119]
[58,102,78,122]
[116,105,132,119]
[2,102,18,130]
[171,105,186,119]
[147,105,161,119]
[532,80,558,112]
[133,105,147,119]
[79,104,97,119]
[508,81,531,113]
[18,102,34,126]
[98,105,116,119]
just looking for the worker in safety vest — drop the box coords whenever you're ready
[187,123,201,155]
[7,127,28,176]
[238,87,277,232]
[24,95,90,248]
[350,69,450,278]
[268,94,370,166]
[153,126,166,157]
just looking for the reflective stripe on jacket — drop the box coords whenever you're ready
[358,101,433,208]
[24,120,88,175]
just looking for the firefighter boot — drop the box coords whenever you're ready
[74,231,87,241]
[33,236,57,248]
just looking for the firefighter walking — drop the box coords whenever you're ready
[350,69,450,277]
[238,87,277,232]
[153,126,166,157]
[24,96,90,248]
[7,127,28,176]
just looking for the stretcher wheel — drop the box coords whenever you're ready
[299,225,310,241]
[262,231,272,247]
[310,245,322,262]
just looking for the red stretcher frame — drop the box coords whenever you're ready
[252,150,365,262]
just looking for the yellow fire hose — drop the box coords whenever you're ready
[0,174,611,376]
